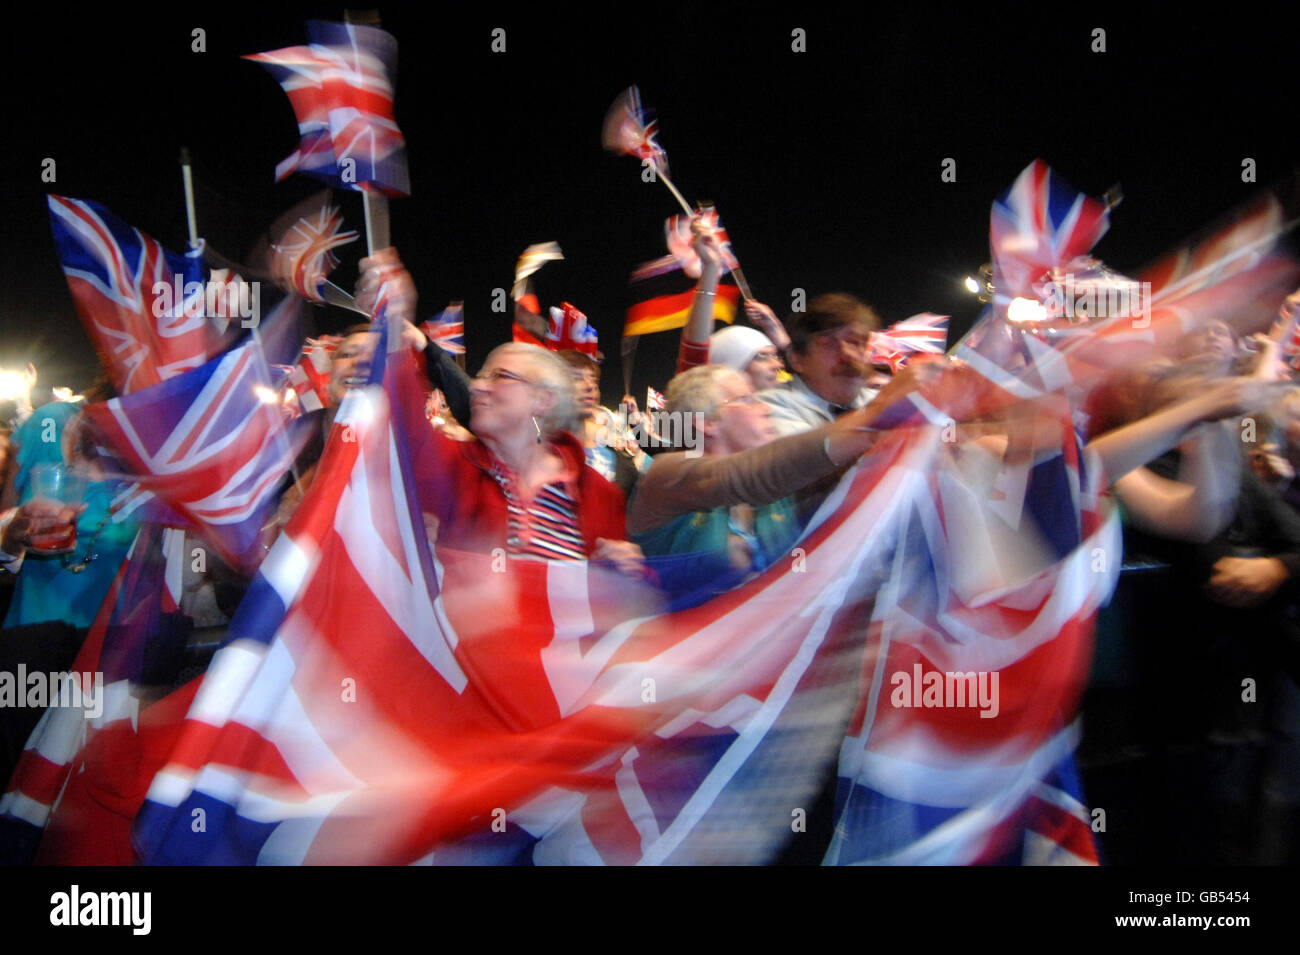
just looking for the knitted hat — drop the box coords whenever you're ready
[708,325,774,373]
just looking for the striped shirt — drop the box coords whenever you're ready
[488,460,586,561]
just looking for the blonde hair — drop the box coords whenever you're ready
[482,343,578,435]
[665,364,746,418]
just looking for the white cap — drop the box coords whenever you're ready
[708,325,774,373]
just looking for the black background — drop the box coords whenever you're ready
[2,2,1297,406]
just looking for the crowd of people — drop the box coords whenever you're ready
[3,205,1300,865]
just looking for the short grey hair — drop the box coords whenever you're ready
[483,342,578,435]
[665,364,745,418]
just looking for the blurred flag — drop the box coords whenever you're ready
[422,302,466,356]
[270,205,359,302]
[546,302,600,359]
[989,160,1110,308]
[867,313,949,371]
[625,258,739,336]
[81,298,311,573]
[245,20,410,196]
[665,208,740,278]
[287,336,341,413]
[645,385,665,411]
[602,86,668,177]
[47,195,240,394]
[512,242,564,303]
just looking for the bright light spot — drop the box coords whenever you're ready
[253,385,280,405]
[963,276,981,294]
[0,370,30,401]
[1007,297,1048,324]
[51,387,84,403]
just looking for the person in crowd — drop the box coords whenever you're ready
[352,257,645,573]
[628,361,940,603]
[758,293,882,436]
[555,349,648,497]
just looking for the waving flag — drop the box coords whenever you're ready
[602,86,669,177]
[81,299,310,573]
[625,259,739,336]
[286,336,340,413]
[988,160,1111,308]
[422,302,466,356]
[868,313,949,371]
[48,196,240,394]
[546,302,600,359]
[246,20,410,196]
[0,525,196,865]
[270,205,359,302]
[665,208,740,278]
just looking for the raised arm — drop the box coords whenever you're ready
[676,224,724,373]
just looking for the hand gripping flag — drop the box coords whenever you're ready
[625,257,740,336]
[422,303,466,356]
[665,209,740,279]
[48,196,241,394]
[246,20,410,196]
[81,298,312,574]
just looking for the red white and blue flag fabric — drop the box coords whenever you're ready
[245,20,410,196]
[868,313,949,372]
[284,336,340,415]
[422,303,465,356]
[665,208,740,279]
[0,525,195,865]
[547,302,600,359]
[270,205,359,302]
[602,86,669,178]
[48,195,240,395]
[81,299,311,574]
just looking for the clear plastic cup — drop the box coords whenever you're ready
[23,464,87,555]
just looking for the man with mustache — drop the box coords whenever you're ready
[758,293,882,437]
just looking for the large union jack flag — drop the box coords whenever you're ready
[48,195,239,395]
[246,20,410,196]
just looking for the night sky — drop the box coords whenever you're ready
[2,3,1297,406]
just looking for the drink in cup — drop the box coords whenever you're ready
[23,464,86,555]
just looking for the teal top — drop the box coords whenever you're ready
[633,498,802,607]
[4,403,138,630]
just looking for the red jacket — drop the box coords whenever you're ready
[411,427,627,556]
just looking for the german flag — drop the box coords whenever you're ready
[624,255,740,337]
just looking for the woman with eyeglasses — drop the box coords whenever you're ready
[628,361,939,604]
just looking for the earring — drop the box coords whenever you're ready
[532,415,543,443]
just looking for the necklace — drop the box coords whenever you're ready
[62,514,111,573]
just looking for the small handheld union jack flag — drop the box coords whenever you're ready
[867,314,949,371]
[271,205,359,302]
[665,208,740,279]
[245,20,410,196]
[422,303,466,356]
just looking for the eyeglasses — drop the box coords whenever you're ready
[812,331,871,353]
[474,368,533,386]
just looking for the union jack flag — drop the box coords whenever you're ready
[246,20,410,196]
[645,385,665,411]
[602,86,669,178]
[547,302,600,359]
[989,160,1111,308]
[665,208,740,279]
[80,299,311,573]
[47,195,239,395]
[0,525,195,865]
[868,313,949,371]
[287,336,340,413]
[271,205,359,302]
[422,302,466,356]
